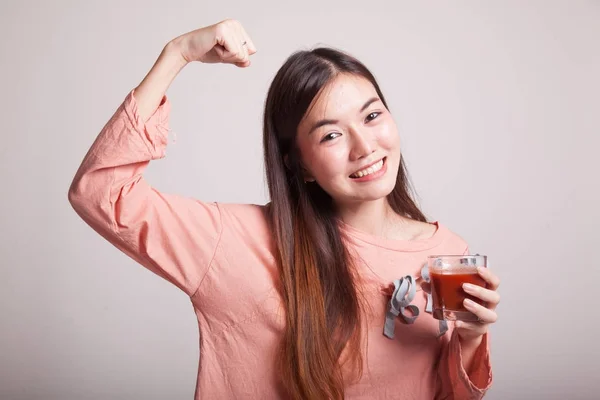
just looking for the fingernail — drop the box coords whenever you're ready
[463,283,474,291]
[464,299,475,307]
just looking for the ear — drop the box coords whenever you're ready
[285,154,315,182]
[298,159,315,183]
[302,167,316,183]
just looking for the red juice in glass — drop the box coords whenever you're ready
[427,255,488,321]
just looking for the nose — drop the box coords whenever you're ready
[349,128,375,161]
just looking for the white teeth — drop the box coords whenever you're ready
[351,159,384,178]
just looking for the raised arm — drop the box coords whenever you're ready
[68,20,257,295]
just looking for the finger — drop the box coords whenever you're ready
[463,298,498,323]
[221,38,243,62]
[239,25,257,55]
[227,38,249,64]
[217,26,243,63]
[234,60,251,68]
[233,23,249,63]
[463,283,500,309]
[239,39,249,63]
[477,267,500,290]
[215,27,237,59]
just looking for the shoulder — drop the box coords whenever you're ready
[396,217,438,241]
[216,202,272,237]
[404,217,469,252]
[217,202,269,223]
[411,220,438,240]
[435,222,470,254]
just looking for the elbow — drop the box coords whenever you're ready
[68,170,96,216]
[67,174,118,238]
[67,175,84,213]
[67,173,112,232]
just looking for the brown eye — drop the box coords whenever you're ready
[320,132,341,143]
[365,112,380,122]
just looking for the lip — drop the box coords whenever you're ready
[349,157,387,182]
[349,157,386,177]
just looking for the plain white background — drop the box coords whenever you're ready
[1,1,598,399]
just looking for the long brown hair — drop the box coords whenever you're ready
[263,47,426,399]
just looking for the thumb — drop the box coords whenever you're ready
[214,44,227,59]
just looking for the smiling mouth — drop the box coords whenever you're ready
[349,157,386,179]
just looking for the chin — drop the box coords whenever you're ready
[361,184,395,201]
[341,181,396,203]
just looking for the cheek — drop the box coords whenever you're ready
[378,121,400,151]
[304,145,348,178]
[322,147,348,177]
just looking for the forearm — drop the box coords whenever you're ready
[134,39,188,121]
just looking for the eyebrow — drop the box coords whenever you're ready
[308,97,381,135]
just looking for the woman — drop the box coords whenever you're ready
[69,19,499,399]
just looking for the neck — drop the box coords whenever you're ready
[336,198,405,237]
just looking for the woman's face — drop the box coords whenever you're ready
[296,74,401,208]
